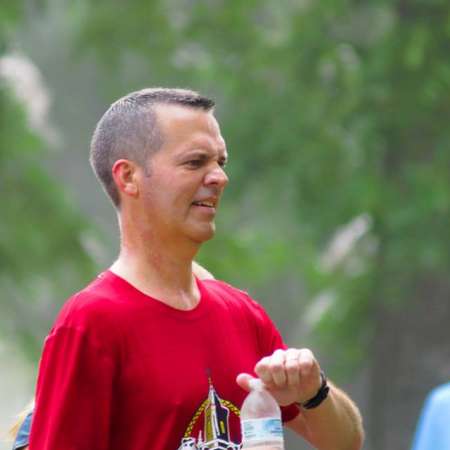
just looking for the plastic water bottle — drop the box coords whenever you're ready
[240,379,284,450]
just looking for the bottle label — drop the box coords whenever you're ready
[241,418,283,442]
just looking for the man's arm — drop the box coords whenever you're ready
[285,381,364,450]
[237,348,364,450]
[30,326,114,450]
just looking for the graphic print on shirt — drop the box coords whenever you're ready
[177,378,241,450]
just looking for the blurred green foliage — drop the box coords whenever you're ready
[2,0,450,378]
[70,0,450,375]
[0,8,98,359]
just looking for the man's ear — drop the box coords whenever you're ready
[112,159,139,199]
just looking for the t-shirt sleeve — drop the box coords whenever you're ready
[30,325,115,450]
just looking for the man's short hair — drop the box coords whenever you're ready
[90,88,215,207]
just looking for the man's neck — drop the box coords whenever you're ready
[110,232,202,310]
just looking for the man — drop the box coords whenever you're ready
[29,88,363,450]
[10,261,213,450]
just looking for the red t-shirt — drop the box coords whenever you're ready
[30,271,299,450]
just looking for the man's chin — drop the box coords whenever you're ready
[189,224,216,244]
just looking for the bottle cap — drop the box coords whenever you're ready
[248,378,264,391]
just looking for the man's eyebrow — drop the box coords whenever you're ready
[180,151,209,159]
[181,146,227,158]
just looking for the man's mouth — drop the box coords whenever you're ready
[192,200,216,208]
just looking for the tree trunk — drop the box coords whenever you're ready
[368,277,450,450]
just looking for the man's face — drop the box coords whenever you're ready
[136,104,229,244]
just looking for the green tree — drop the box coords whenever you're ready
[5,1,450,447]
[69,0,450,356]
[70,1,450,447]
[0,3,98,359]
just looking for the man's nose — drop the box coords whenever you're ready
[204,165,229,187]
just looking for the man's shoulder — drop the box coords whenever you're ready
[53,271,124,329]
[202,278,251,301]
[201,279,267,316]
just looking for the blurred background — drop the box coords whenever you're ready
[1,1,449,449]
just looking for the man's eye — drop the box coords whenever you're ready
[219,160,228,169]
[185,160,202,168]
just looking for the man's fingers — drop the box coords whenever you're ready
[297,349,322,399]
[285,350,300,387]
[252,348,322,403]
[255,350,288,388]
[255,356,273,386]
[270,349,287,387]
[298,349,315,377]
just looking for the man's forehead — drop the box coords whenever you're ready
[155,103,216,125]
[189,135,228,155]
[155,103,225,145]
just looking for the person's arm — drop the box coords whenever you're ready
[30,326,114,450]
[411,384,450,450]
[10,406,33,450]
[237,348,364,450]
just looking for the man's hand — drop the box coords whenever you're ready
[237,348,364,450]
[236,348,323,406]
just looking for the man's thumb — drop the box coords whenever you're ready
[236,373,257,392]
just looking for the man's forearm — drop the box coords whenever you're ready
[287,382,364,450]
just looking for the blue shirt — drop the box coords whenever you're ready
[12,411,32,450]
[411,382,450,450]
